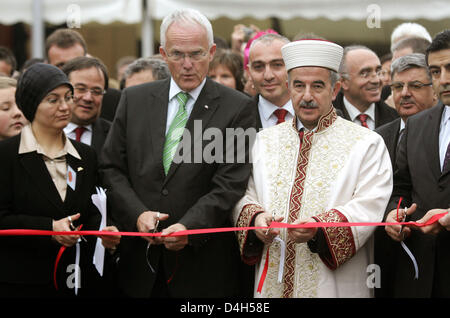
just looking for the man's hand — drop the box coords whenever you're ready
[137,211,169,243]
[385,203,416,241]
[99,225,121,250]
[254,212,284,244]
[161,223,188,251]
[287,218,317,243]
[407,208,449,235]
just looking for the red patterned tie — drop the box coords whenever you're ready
[358,114,369,128]
[74,126,86,142]
[274,109,288,124]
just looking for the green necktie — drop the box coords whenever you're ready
[163,92,189,175]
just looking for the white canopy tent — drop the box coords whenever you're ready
[1,0,449,58]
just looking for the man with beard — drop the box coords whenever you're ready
[334,45,399,129]
[233,39,392,298]
[373,53,437,298]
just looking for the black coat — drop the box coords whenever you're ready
[333,91,399,128]
[0,135,100,294]
[100,78,256,297]
[386,103,450,297]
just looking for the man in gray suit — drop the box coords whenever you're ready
[100,9,256,298]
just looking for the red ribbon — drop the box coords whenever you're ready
[0,214,446,238]
[2,213,446,292]
[53,224,83,291]
[257,248,270,293]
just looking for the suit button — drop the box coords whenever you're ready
[162,189,169,196]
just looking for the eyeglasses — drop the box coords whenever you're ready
[390,81,432,93]
[45,94,73,106]
[166,50,207,62]
[74,86,106,97]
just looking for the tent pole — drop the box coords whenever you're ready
[32,0,45,58]
[141,0,154,57]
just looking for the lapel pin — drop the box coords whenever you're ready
[77,167,84,172]
[204,105,209,109]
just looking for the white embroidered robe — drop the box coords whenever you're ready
[233,108,392,298]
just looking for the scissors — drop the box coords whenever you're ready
[68,215,87,243]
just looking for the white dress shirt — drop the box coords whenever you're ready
[165,77,206,135]
[343,96,376,130]
[439,105,450,171]
[64,122,93,146]
[258,96,295,129]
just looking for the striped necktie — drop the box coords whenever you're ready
[163,92,189,175]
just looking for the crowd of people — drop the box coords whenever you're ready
[0,8,449,299]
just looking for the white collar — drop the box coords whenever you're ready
[258,96,294,121]
[441,105,450,127]
[169,77,206,102]
[64,122,93,133]
[343,96,375,122]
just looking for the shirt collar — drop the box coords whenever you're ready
[19,124,81,159]
[64,122,93,134]
[440,105,450,129]
[343,96,375,122]
[169,77,206,102]
[258,95,294,121]
[400,118,406,132]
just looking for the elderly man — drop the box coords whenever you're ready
[376,53,437,168]
[101,9,256,298]
[384,29,450,297]
[233,39,392,298]
[374,53,437,298]
[335,45,399,129]
[247,33,293,129]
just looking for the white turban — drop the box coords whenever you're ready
[281,39,343,73]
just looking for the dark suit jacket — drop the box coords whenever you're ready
[333,91,399,128]
[253,95,263,130]
[100,78,257,297]
[100,88,121,122]
[0,135,100,293]
[386,103,450,297]
[91,117,111,156]
[375,118,402,169]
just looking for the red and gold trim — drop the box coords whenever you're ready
[282,130,313,298]
[312,209,356,270]
[236,204,265,265]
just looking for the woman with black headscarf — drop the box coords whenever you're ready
[0,63,117,297]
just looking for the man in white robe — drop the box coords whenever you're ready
[233,39,393,298]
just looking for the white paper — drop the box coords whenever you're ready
[92,187,107,276]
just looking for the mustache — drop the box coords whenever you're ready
[439,84,450,92]
[299,100,318,108]
[400,97,415,105]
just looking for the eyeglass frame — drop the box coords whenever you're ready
[390,80,433,93]
[73,85,106,97]
[164,49,208,62]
